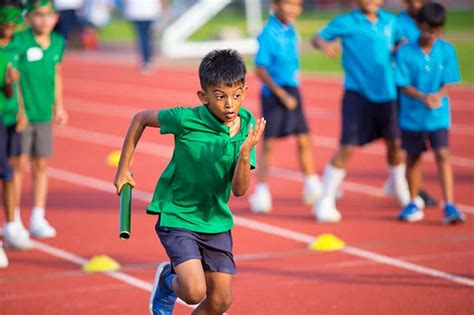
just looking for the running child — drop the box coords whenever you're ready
[249,0,321,214]
[396,2,465,224]
[114,49,265,314]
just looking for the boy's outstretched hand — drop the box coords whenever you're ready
[114,169,136,195]
[240,118,266,156]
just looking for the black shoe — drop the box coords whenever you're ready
[419,190,438,207]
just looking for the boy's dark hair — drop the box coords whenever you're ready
[417,2,446,27]
[0,0,24,8]
[198,49,246,90]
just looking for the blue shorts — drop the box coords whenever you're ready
[0,121,12,180]
[401,129,448,156]
[341,90,400,146]
[155,221,236,275]
[261,86,309,139]
[6,125,22,157]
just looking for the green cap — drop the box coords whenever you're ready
[26,0,56,13]
[0,7,24,25]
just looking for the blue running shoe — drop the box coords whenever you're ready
[443,203,466,224]
[149,262,177,315]
[398,202,424,222]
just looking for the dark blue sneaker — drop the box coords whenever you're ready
[419,189,439,208]
[443,203,466,224]
[149,262,177,315]
[398,202,424,222]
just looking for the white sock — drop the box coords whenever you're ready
[32,207,45,218]
[254,183,270,194]
[321,164,346,200]
[14,208,21,222]
[388,163,406,185]
[304,174,320,187]
[412,196,425,209]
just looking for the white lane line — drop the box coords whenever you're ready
[54,125,474,214]
[31,240,194,309]
[64,99,474,168]
[47,167,474,287]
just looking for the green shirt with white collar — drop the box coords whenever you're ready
[16,28,64,123]
[147,105,257,233]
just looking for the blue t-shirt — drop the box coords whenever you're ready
[398,10,420,43]
[255,15,300,96]
[396,40,461,132]
[319,9,402,102]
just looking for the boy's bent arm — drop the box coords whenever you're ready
[311,34,340,58]
[232,118,266,196]
[255,66,297,110]
[114,110,161,194]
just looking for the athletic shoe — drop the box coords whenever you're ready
[314,197,341,223]
[0,243,8,268]
[398,202,424,222]
[249,184,272,214]
[302,176,322,205]
[3,222,33,250]
[29,215,56,239]
[149,262,177,315]
[419,190,439,207]
[443,203,465,225]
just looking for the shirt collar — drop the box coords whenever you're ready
[352,9,385,24]
[198,105,253,141]
[269,14,295,32]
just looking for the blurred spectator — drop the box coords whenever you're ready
[122,0,168,74]
[81,0,115,49]
[54,0,84,44]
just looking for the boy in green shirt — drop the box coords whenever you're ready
[0,50,20,267]
[114,49,266,315]
[0,0,32,252]
[16,0,68,239]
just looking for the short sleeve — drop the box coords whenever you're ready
[158,107,184,135]
[254,30,272,69]
[442,45,461,84]
[395,48,411,87]
[319,16,347,41]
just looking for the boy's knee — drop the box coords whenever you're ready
[207,292,232,313]
[33,158,48,172]
[181,286,206,305]
[435,148,449,163]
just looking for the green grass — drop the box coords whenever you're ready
[99,9,474,83]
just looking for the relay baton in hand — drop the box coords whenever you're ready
[119,183,132,240]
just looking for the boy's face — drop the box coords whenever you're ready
[357,0,383,15]
[418,22,442,46]
[404,0,424,16]
[0,7,22,39]
[272,0,302,25]
[27,6,58,35]
[198,83,248,126]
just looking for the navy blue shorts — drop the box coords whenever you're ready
[261,86,309,139]
[6,125,22,157]
[341,90,400,146]
[0,121,12,180]
[401,129,448,156]
[155,221,236,275]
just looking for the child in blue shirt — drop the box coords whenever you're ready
[249,0,322,214]
[396,2,465,224]
[398,0,425,44]
[311,0,410,222]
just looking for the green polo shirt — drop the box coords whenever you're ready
[147,105,257,233]
[1,36,21,126]
[16,29,65,123]
[0,51,10,115]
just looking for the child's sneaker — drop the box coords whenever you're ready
[249,184,272,214]
[149,262,177,315]
[0,243,8,268]
[398,202,424,222]
[3,222,33,250]
[302,175,322,205]
[443,203,465,225]
[29,215,56,239]
[314,197,341,222]
[419,190,438,207]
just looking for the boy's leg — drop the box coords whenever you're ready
[172,259,207,304]
[406,153,423,200]
[249,139,275,213]
[434,148,453,203]
[191,272,232,315]
[296,133,322,205]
